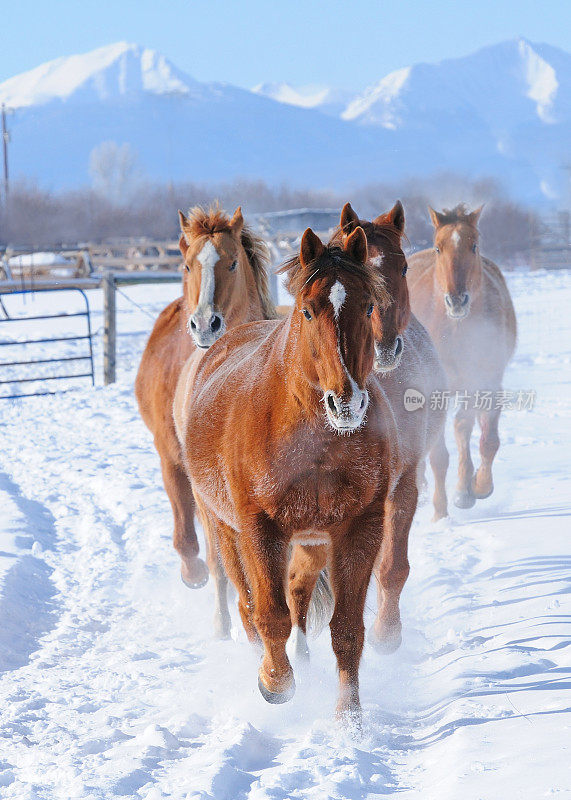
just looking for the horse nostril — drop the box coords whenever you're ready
[394,337,403,357]
[461,293,469,306]
[327,394,337,414]
[210,314,222,332]
[190,318,197,330]
[359,394,366,411]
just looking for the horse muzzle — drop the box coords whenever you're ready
[374,335,403,373]
[324,388,368,432]
[444,292,470,319]
[187,309,225,348]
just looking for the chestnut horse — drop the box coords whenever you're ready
[287,202,447,658]
[407,204,516,513]
[135,206,276,588]
[175,226,403,721]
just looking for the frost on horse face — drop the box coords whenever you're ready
[329,280,346,320]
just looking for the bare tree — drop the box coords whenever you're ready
[89,142,142,206]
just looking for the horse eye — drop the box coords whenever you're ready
[435,246,440,254]
[229,260,238,272]
[402,264,408,277]
[367,303,374,318]
[185,263,190,272]
[472,244,477,253]
[302,308,312,321]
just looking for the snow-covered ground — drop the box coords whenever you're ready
[0,269,569,799]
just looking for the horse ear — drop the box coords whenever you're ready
[178,210,191,241]
[340,202,359,235]
[376,200,405,235]
[179,233,188,258]
[467,204,484,226]
[230,206,244,236]
[300,228,325,268]
[344,226,368,264]
[428,206,445,229]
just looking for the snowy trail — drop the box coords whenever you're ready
[0,271,570,799]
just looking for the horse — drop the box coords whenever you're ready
[174,226,403,722]
[286,202,447,658]
[135,205,276,589]
[407,204,516,513]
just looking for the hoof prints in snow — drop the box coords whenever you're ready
[0,471,59,674]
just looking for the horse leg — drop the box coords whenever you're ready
[160,454,209,588]
[193,493,231,639]
[329,507,383,724]
[239,515,294,704]
[287,543,328,661]
[453,408,476,508]
[215,528,260,645]
[369,467,417,653]
[429,431,449,521]
[473,407,501,499]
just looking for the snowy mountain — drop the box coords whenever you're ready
[1,39,569,205]
[0,42,196,107]
[252,82,351,116]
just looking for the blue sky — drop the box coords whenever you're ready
[1,0,569,89]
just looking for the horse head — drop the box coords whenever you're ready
[429,203,484,320]
[178,205,247,348]
[338,201,408,373]
[281,226,389,433]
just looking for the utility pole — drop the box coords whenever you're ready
[2,103,10,206]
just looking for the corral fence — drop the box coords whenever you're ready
[0,286,95,400]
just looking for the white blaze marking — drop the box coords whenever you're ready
[451,230,460,248]
[197,240,219,307]
[327,279,368,419]
[329,280,346,320]
[371,254,384,268]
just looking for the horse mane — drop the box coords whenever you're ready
[278,243,391,310]
[185,204,277,320]
[331,219,407,256]
[240,225,278,320]
[185,204,234,237]
[437,203,475,225]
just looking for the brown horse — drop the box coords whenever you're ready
[175,226,403,722]
[407,204,516,513]
[287,202,447,658]
[135,206,276,589]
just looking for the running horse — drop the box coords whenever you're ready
[407,204,516,513]
[175,226,404,722]
[287,202,447,657]
[135,206,276,588]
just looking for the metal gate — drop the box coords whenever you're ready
[0,288,95,400]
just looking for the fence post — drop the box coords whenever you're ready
[103,271,116,385]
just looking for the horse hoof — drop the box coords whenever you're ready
[181,557,209,589]
[472,478,494,500]
[454,490,476,509]
[368,623,402,654]
[257,673,296,704]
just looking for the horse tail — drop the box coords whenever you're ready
[306,569,334,638]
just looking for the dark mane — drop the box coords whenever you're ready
[438,203,475,225]
[331,219,407,260]
[278,243,390,308]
